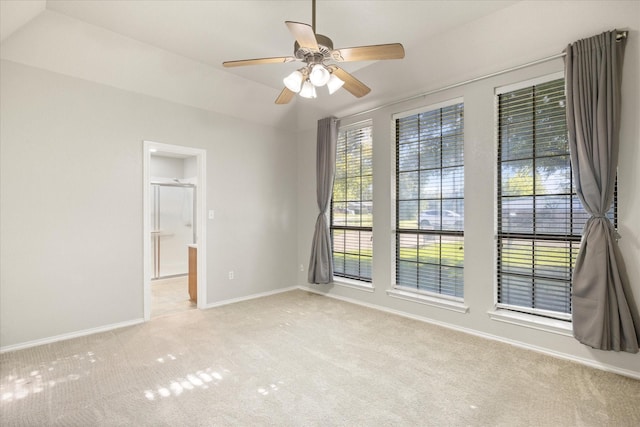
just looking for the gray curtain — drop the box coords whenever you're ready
[565,30,640,353]
[308,117,339,284]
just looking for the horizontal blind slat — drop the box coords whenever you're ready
[497,77,578,319]
[332,123,373,282]
[395,102,464,298]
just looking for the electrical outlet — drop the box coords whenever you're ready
[299,264,304,272]
[208,210,215,220]
[228,271,234,280]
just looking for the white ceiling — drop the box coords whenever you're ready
[42,0,518,90]
[1,0,521,118]
[0,0,46,41]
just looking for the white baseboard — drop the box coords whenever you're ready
[298,285,640,381]
[5,286,637,380]
[0,286,297,354]
[0,318,145,354]
[203,286,299,309]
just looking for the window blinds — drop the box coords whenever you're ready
[395,102,464,298]
[496,77,615,319]
[331,123,373,282]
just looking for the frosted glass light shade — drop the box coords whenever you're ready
[283,70,304,93]
[309,64,331,87]
[299,80,317,98]
[327,74,345,94]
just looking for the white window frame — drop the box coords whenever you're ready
[491,72,596,327]
[330,120,374,290]
[391,97,466,307]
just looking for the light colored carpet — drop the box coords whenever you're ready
[1,290,639,426]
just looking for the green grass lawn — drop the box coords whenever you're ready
[500,243,577,268]
[398,242,464,266]
[334,232,574,274]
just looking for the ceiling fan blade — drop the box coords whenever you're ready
[330,66,371,98]
[285,21,319,51]
[223,56,296,68]
[332,43,405,62]
[275,87,295,104]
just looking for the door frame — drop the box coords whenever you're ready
[143,140,207,320]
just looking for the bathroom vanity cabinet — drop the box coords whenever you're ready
[188,245,197,303]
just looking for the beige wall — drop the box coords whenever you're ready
[0,60,298,348]
[1,0,638,375]
[298,1,640,376]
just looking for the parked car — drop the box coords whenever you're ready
[347,202,372,214]
[419,209,462,230]
[334,206,355,215]
[500,196,598,235]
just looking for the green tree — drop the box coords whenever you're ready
[499,79,569,174]
[333,127,372,203]
[504,169,546,196]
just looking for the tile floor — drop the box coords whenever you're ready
[151,276,195,318]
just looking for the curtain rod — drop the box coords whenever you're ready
[339,30,628,121]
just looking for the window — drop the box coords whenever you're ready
[496,76,615,320]
[395,101,464,298]
[331,122,373,282]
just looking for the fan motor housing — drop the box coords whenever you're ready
[294,34,334,63]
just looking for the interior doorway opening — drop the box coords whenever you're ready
[150,179,196,280]
[143,141,206,320]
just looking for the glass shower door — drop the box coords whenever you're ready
[151,183,195,279]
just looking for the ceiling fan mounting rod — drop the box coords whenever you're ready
[312,0,316,33]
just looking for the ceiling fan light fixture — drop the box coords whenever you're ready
[327,73,345,95]
[283,70,304,93]
[309,64,331,87]
[222,1,405,104]
[299,80,317,98]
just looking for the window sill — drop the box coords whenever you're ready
[332,278,375,293]
[488,309,573,337]
[386,288,469,314]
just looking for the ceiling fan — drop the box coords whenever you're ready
[222,0,405,104]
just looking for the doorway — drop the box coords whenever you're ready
[150,181,196,280]
[143,141,206,320]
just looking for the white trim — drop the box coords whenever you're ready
[488,309,573,337]
[203,286,299,309]
[389,119,398,278]
[391,99,466,307]
[195,149,207,308]
[143,145,151,320]
[492,74,573,324]
[0,286,292,353]
[387,287,469,313]
[332,278,375,293]
[0,319,144,354]
[299,286,640,380]
[495,71,564,95]
[331,121,374,288]
[492,93,500,309]
[495,303,572,322]
[338,118,373,131]
[392,97,464,120]
[143,141,207,320]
